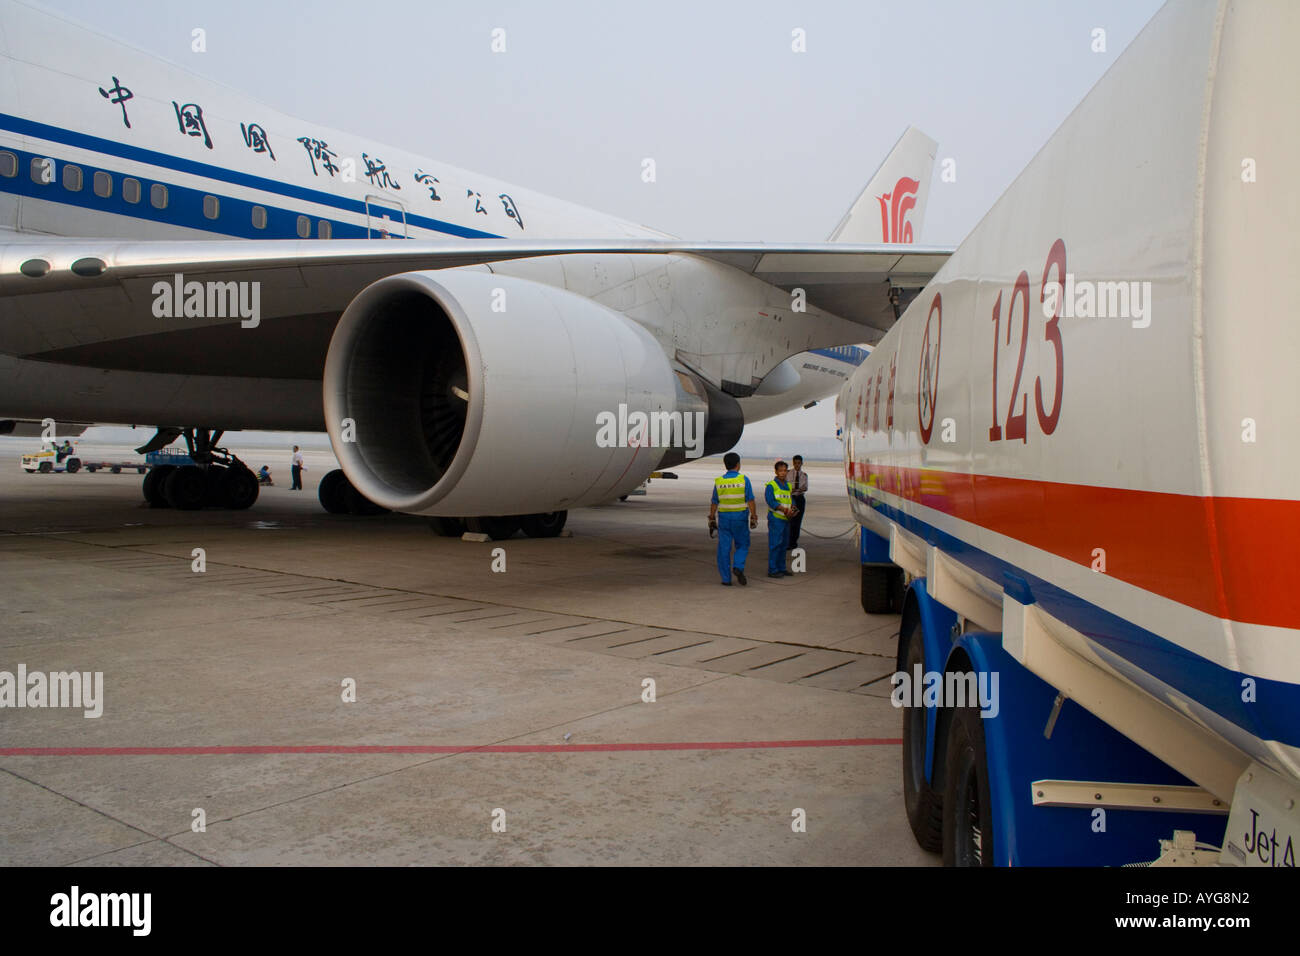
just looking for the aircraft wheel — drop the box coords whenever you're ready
[467,516,521,540]
[164,465,207,510]
[901,615,943,852]
[942,692,995,867]
[202,464,228,507]
[429,517,468,537]
[222,465,260,510]
[144,465,173,506]
[520,511,567,538]
[345,483,389,516]
[317,469,351,514]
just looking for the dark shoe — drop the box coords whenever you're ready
[782,570,795,577]
[767,572,783,578]
[733,568,747,586]
[720,580,732,586]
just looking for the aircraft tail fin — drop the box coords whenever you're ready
[827,127,938,244]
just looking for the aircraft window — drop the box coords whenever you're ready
[251,205,267,229]
[93,171,112,198]
[203,195,219,219]
[0,151,16,177]
[318,219,331,239]
[30,156,54,184]
[296,215,310,238]
[123,177,141,203]
[150,183,168,209]
[62,164,83,192]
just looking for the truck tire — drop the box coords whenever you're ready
[942,697,995,867]
[110,465,121,474]
[861,565,893,614]
[38,461,52,473]
[520,511,567,538]
[902,617,944,852]
[66,458,81,473]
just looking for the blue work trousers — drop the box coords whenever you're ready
[716,511,750,583]
[767,514,789,574]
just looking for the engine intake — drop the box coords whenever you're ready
[324,269,734,515]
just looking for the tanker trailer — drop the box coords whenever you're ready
[842,0,1299,866]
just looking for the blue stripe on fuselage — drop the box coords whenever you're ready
[811,345,869,367]
[0,111,502,239]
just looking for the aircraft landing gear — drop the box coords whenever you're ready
[139,428,259,510]
[318,468,391,516]
[429,511,568,539]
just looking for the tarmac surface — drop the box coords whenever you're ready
[0,447,932,866]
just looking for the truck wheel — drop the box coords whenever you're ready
[66,458,81,473]
[144,465,174,506]
[902,617,944,852]
[429,517,467,537]
[520,511,567,538]
[38,461,52,473]
[110,465,121,474]
[861,565,893,614]
[164,465,206,510]
[317,469,351,515]
[942,697,995,867]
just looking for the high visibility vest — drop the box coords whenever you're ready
[714,473,749,512]
[766,479,792,520]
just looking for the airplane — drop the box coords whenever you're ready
[0,0,949,540]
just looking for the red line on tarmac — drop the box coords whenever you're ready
[0,738,901,756]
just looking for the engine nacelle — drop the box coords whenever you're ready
[323,269,737,515]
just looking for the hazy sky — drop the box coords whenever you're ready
[36,0,1165,437]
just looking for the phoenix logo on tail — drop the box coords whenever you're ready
[826,127,936,245]
[877,176,921,244]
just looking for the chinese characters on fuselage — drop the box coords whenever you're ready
[414,170,441,201]
[240,122,275,160]
[362,153,401,190]
[98,76,133,128]
[88,80,527,231]
[296,137,339,176]
[172,101,212,149]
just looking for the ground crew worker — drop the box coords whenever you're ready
[291,445,304,490]
[709,452,757,586]
[788,454,808,552]
[765,460,797,577]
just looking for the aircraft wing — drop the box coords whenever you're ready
[0,238,953,342]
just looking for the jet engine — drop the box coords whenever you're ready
[322,269,741,516]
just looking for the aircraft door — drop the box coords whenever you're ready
[365,195,408,238]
